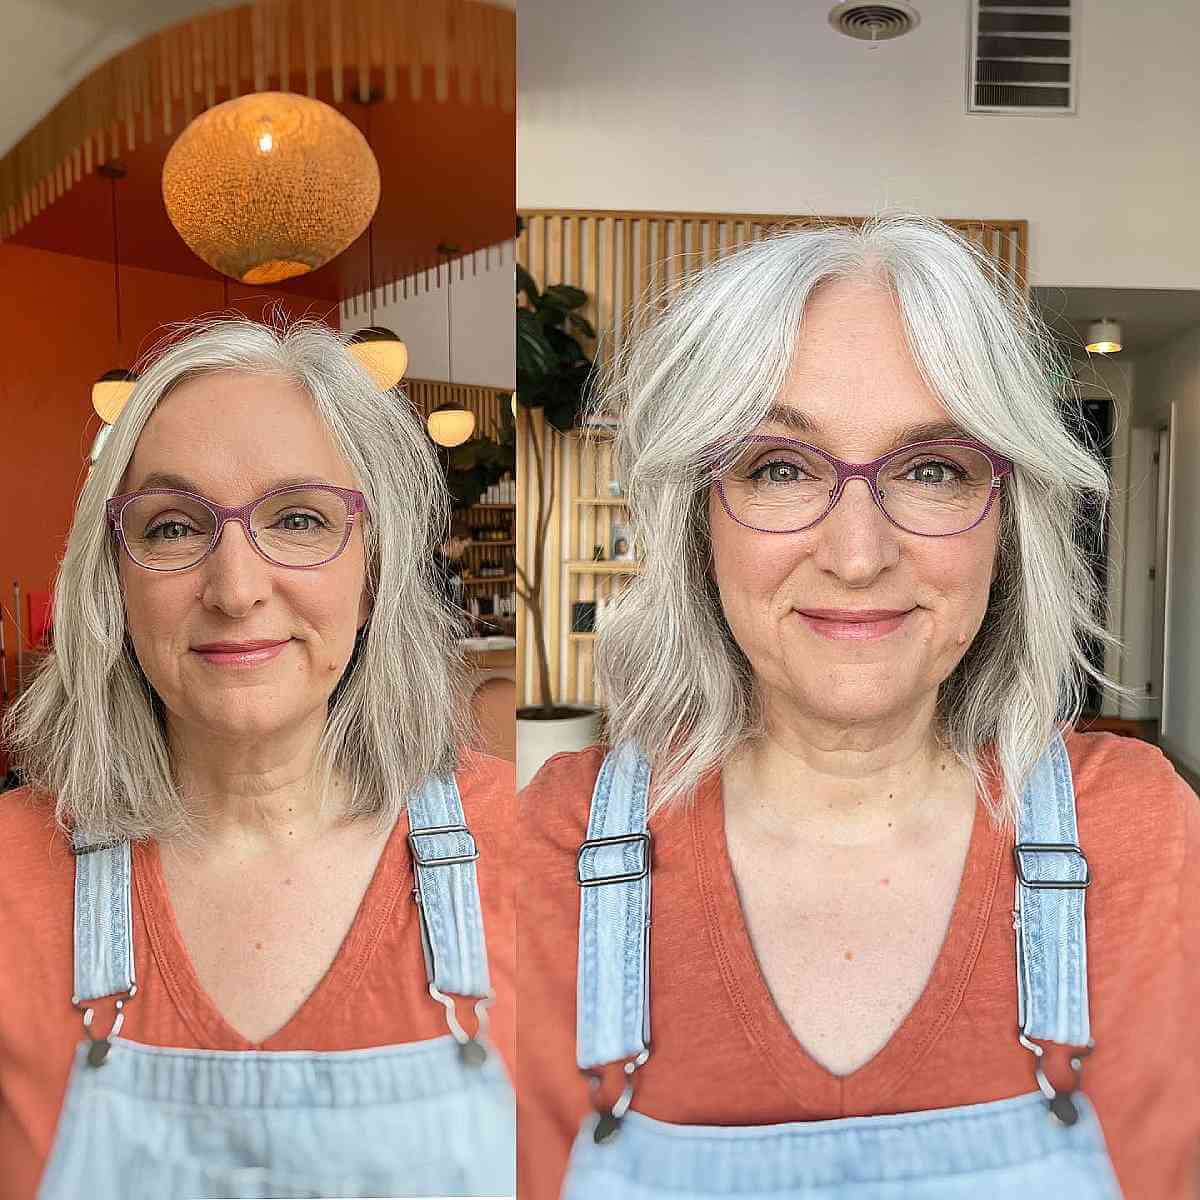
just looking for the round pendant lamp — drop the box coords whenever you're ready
[1085,318,1122,354]
[92,164,138,423]
[162,92,380,285]
[428,403,476,448]
[349,326,408,391]
[93,369,138,423]
[425,243,476,447]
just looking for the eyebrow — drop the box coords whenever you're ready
[760,405,972,453]
[131,472,331,494]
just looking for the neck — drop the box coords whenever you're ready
[724,696,967,848]
[166,711,344,851]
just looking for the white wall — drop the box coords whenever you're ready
[342,240,515,388]
[1134,328,1200,775]
[518,0,1200,289]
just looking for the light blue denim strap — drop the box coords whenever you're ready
[405,771,491,998]
[1013,729,1091,1046]
[575,740,652,1071]
[70,832,135,1004]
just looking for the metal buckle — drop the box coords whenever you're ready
[1013,842,1091,889]
[70,838,124,857]
[586,1048,650,1144]
[577,832,651,887]
[408,824,479,867]
[1019,1031,1093,1127]
[73,986,138,1068]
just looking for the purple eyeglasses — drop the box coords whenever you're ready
[107,483,369,572]
[715,436,1014,538]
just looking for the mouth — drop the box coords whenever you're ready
[191,638,292,667]
[794,609,915,641]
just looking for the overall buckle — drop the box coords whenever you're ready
[576,832,651,887]
[1013,842,1091,889]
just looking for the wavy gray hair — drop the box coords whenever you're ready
[3,314,473,841]
[588,211,1139,825]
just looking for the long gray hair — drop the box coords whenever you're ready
[588,211,1140,825]
[3,314,473,841]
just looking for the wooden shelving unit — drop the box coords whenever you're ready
[567,560,642,574]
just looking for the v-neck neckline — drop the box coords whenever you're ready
[131,811,413,1050]
[687,752,1007,1109]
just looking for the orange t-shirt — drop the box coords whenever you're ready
[0,750,515,1200]
[517,730,1200,1200]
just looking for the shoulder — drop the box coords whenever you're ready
[0,786,75,959]
[1062,728,1199,898]
[453,750,514,857]
[1063,728,1195,828]
[0,785,72,887]
[519,745,607,854]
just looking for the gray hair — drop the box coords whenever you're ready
[3,314,473,841]
[588,211,1140,826]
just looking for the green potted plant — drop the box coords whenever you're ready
[514,259,603,785]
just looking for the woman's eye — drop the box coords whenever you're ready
[147,520,194,540]
[750,460,803,483]
[276,511,325,531]
[905,459,962,484]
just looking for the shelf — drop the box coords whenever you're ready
[473,503,516,510]
[571,496,628,506]
[463,575,516,585]
[467,540,515,548]
[566,560,642,574]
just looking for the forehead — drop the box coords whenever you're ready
[765,275,959,445]
[123,370,356,500]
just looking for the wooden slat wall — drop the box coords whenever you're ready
[0,0,516,242]
[515,209,1028,707]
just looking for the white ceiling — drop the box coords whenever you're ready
[0,0,516,157]
[1033,286,1200,359]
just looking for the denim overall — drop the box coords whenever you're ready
[564,733,1125,1199]
[36,773,516,1200]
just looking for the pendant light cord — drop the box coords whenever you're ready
[366,102,376,325]
[109,176,123,354]
[444,248,453,384]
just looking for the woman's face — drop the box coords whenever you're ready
[117,371,371,747]
[707,275,1001,736]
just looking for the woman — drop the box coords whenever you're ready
[518,214,1199,1199]
[0,317,515,1199]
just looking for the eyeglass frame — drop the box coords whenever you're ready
[106,483,370,572]
[714,435,1014,538]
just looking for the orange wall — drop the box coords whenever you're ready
[0,242,338,734]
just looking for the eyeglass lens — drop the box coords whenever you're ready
[119,487,353,569]
[721,441,996,535]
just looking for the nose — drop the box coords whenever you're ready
[810,474,900,583]
[196,517,273,616]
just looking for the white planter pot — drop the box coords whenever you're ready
[516,707,603,790]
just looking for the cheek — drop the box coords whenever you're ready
[708,495,796,615]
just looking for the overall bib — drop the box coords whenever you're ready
[563,732,1125,1199]
[36,772,516,1200]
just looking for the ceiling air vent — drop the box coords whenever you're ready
[969,0,1075,114]
[829,2,921,43]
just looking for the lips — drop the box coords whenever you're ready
[795,609,913,622]
[191,638,292,668]
[192,639,289,652]
[795,608,914,641]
